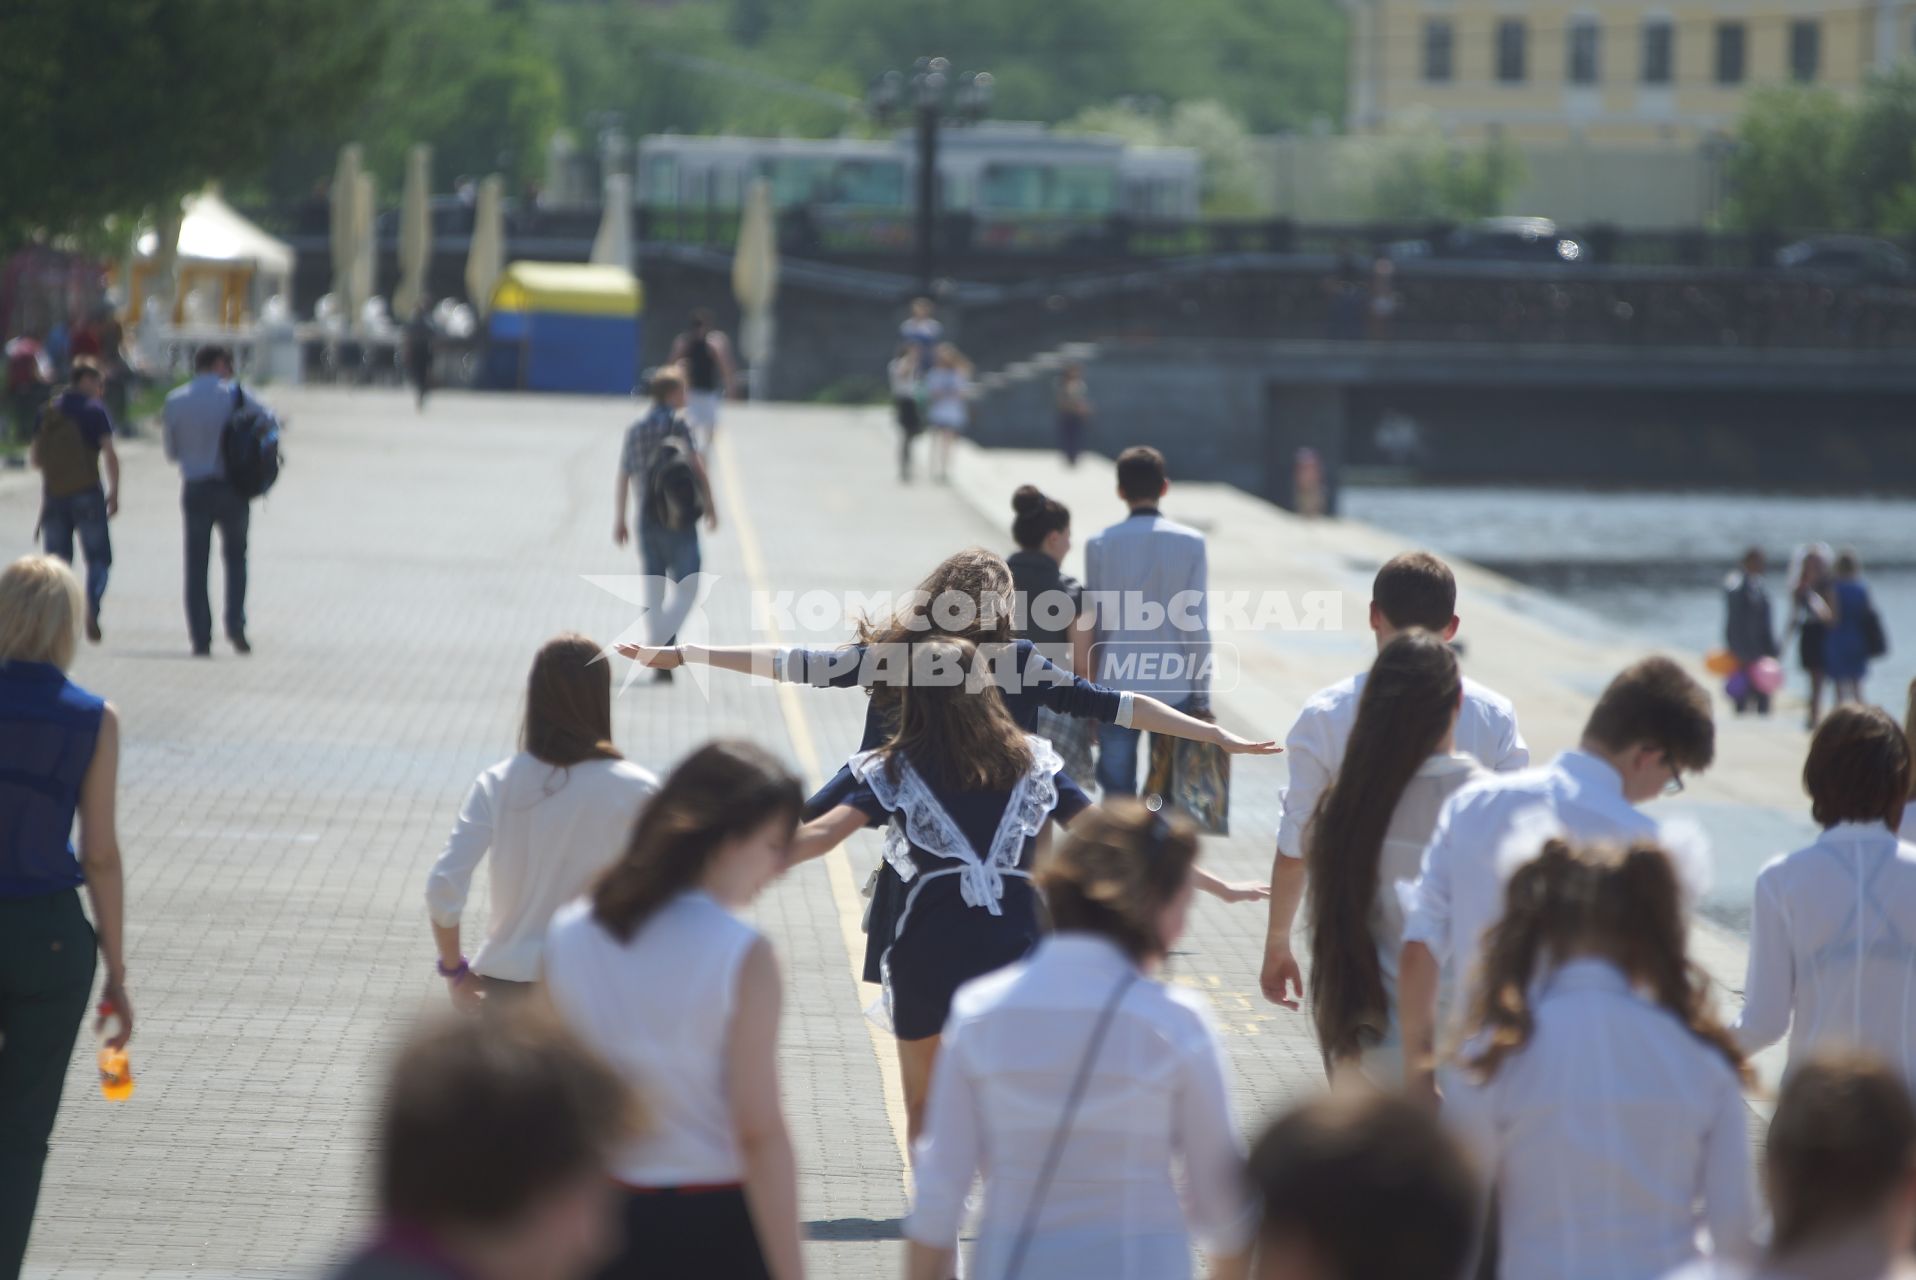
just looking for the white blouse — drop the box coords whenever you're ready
[1732,821,1916,1089]
[906,934,1256,1279]
[1446,959,1759,1280]
[544,890,762,1186]
[424,753,657,981]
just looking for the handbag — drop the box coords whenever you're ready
[1863,602,1889,659]
[1144,706,1231,835]
[1001,970,1139,1280]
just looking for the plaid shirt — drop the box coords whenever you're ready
[619,404,696,521]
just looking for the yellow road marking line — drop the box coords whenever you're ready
[714,428,913,1180]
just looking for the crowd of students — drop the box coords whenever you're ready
[10,401,1916,1280]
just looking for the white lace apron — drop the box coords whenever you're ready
[848,735,1064,1033]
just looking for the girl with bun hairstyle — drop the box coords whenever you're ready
[902,801,1255,1280]
[1007,484,1094,788]
[1446,837,1757,1280]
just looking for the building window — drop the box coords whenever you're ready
[1568,18,1601,85]
[1423,19,1455,82]
[1790,19,1820,81]
[1496,18,1527,83]
[1641,19,1674,85]
[1715,21,1747,84]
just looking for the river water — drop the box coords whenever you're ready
[1343,485,1916,933]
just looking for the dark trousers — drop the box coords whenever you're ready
[41,489,112,621]
[598,1185,771,1280]
[182,478,250,648]
[0,890,97,1277]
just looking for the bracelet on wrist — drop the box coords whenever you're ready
[436,956,469,980]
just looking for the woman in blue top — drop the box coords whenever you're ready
[1823,549,1878,708]
[618,547,1277,981]
[0,556,131,1275]
[791,636,1091,1145]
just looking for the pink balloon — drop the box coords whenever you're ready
[1750,656,1785,696]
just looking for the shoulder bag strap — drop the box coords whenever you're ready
[1000,969,1139,1280]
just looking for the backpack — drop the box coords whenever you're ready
[33,403,101,499]
[645,433,704,531]
[220,383,282,500]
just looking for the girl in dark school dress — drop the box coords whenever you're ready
[792,637,1091,1144]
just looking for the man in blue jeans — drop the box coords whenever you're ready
[162,345,278,656]
[614,369,717,683]
[1083,445,1211,794]
[29,360,119,643]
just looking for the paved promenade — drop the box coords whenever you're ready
[0,390,1803,1276]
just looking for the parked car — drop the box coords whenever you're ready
[1775,235,1910,280]
[1388,217,1585,265]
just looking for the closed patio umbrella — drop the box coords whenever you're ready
[466,174,506,318]
[590,172,633,272]
[731,177,779,399]
[394,144,433,318]
[329,143,363,324]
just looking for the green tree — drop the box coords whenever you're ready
[0,0,393,242]
[1062,99,1266,215]
[1843,67,1916,231]
[1723,86,1850,230]
[1338,115,1522,221]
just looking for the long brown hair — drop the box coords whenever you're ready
[1461,837,1749,1085]
[1307,630,1460,1066]
[855,549,1015,716]
[521,633,620,768]
[592,741,802,942]
[877,636,1032,793]
[1766,1052,1916,1253]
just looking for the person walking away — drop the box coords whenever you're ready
[1302,630,1483,1088]
[543,742,807,1280]
[5,336,53,449]
[792,639,1093,1150]
[1664,1052,1916,1280]
[1055,363,1093,467]
[1260,551,1527,1012]
[1008,485,1096,788]
[613,369,716,681]
[900,296,942,369]
[904,803,1256,1280]
[28,361,118,643]
[326,1008,636,1280]
[0,556,132,1276]
[1786,543,1836,729]
[161,345,277,656]
[403,305,436,412]
[1248,1091,1477,1280]
[1824,549,1881,709]
[424,634,658,1006]
[1724,547,1779,715]
[888,344,922,482]
[669,310,736,456]
[1396,655,1715,1102]
[922,344,971,484]
[1083,447,1211,796]
[1730,704,1916,1091]
[1445,837,1758,1280]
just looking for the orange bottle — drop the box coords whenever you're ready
[97,1003,133,1101]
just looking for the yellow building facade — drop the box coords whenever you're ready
[1346,0,1916,141]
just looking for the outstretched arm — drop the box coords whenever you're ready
[1127,695,1279,756]
[615,642,784,679]
[1193,865,1270,904]
[792,805,871,865]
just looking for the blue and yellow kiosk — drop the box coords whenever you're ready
[483,262,642,395]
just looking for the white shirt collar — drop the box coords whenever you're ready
[1814,820,1899,844]
[1544,956,1635,999]
[1040,932,1143,974]
[1553,748,1628,800]
[1416,751,1479,779]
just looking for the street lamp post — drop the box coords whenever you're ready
[868,58,992,298]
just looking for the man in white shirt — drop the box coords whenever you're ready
[1396,655,1716,1100]
[1260,551,1527,1007]
[1082,446,1210,795]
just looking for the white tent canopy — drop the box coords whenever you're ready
[138,191,295,280]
